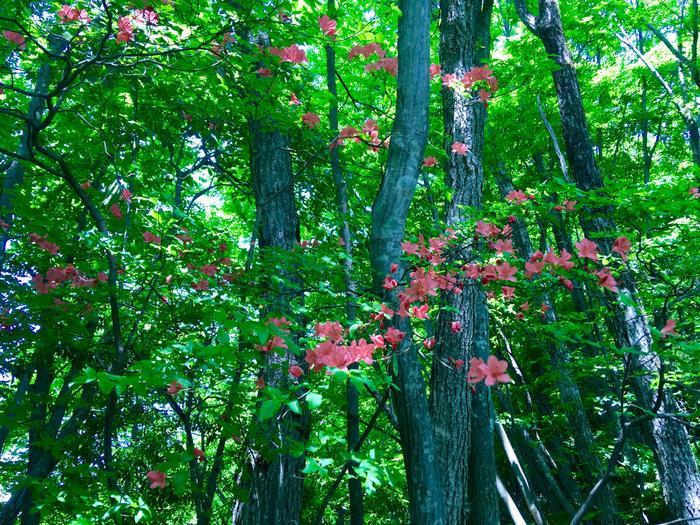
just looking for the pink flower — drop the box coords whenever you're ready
[595,268,618,293]
[318,15,337,37]
[467,357,486,383]
[660,319,677,338]
[193,448,205,462]
[495,262,518,282]
[453,358,464,370]
[525,260,544,279]
[280,44,307,64]
[411,304,430,320]
[3,31,26,49]
[364,57,398,76]
[501,286,515,299]
[121,188,133,203]
[575,238,599,262]
[689,187,699,198]
[147,470,167,489]
[370,334,385,348]
[491,239,514,255]
[192,279,209,291]
[451,321,462,334]
[289,365,304,378]
[612,236,631,261]
[167,381,183,395]
[556,249,575,270]
[478,356,511,386]
[200,264,217,276]
[429,63,442,78]
[422,156,438,167]
[143,231,161,245]
[315,321,344,342]
[383,276,398,290]
[58,5,90,23]
[558,277,574,291]
[475,220,500,238]
[256,67,272,77]
[451,142,468,156]
[348,43,385,60]
[256,335,287,352]
[302,112,320,129]
[134,8,158,26]
[29,233,60,255]
[289,92,301,105]
[384,327,405,348]
[58,5,76,22]
[423,337,435,350]
[116,16,134,43]
[505,190,529,205]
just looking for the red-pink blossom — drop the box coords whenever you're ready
[451,142,468,156]
[660,319,677,338]
[147,470,167,489]
[289,365,304,378]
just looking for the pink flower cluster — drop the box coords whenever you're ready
[58,5,91,23]
[32,265,108,294]
[304,321,387,372]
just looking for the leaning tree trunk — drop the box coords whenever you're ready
[369,0,444,523]
[515,0,700,519]
[428,1,499,524]
[231,121,309,525]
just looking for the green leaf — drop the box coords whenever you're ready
[259,399,281,420]
[286,400,302,415]
[306,392,323,410]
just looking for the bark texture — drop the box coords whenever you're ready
[369,0,444,523]
[429,0,499,523]
[232,121,309,525]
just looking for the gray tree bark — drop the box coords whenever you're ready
[369,0,444,523]
[429,1,499,523]
[231,121,309,525]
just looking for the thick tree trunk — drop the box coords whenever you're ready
[232,122,309,525]
[516,0,700,519]
[369,1,444,523]
[429,1,499,523]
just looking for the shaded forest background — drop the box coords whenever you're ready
[0,0,699,524]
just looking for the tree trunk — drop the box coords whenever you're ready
[369,0,444,523]
[231,121,309,525]
[324,2,364,520]
[516,0,700,519]
[429,1,499,524]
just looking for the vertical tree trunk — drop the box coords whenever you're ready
[429,1,499,523]
[515,0,700,519]
[232,121,309,525]
[324,2,364,520]
[369,0,444,523]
